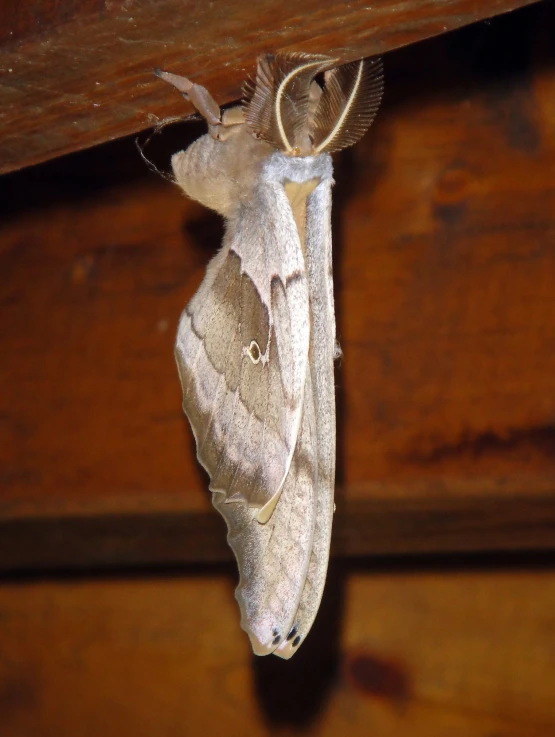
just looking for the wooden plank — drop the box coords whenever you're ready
[1,565,554,735]
[1,5,555,569]
[2,482,555,571]
[0,0,539,174]
[0,0,104,45]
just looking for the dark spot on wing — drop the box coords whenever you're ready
[249,340,261,362]
[292,635,301,647]
[286,626,298,641]
[272,634,281,646]
[285,270,304,287]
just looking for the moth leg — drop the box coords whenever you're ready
[154,69,222,136]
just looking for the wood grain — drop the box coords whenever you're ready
[0,0,104,45]
[3,480,555,571]
[1,4,555,569]
[0,0,539,174]
[1,564,554,735]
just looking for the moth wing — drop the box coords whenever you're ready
[274,178,336,658]
[175,181,310,517]
[273,464,333,659]
[214,367,318,655]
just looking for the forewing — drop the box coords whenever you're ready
[214,368,318,655]
[275,177,337,658]
[175,181,310,515]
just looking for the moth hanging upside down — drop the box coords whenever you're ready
[157,53,383,658]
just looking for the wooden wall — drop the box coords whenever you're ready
[2,559,555,737]
[1,2,555,734]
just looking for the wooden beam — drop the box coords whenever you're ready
[2,483,555,572]
[0,0,539,174]
[1,568,555,735]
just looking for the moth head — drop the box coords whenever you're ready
[242,52,384,157]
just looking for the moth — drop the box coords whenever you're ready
[157,53,383,658]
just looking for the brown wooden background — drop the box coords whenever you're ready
[0,0,539,174]
[1,0,555,734]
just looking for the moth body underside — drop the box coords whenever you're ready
[160,52,383,658]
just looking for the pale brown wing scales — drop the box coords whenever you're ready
[214,369,318,655]
[176,245,304,511]
[274,179,336,659]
